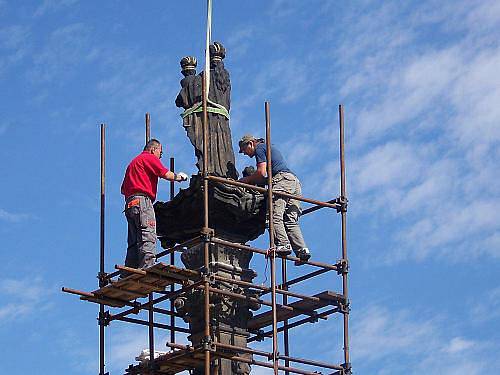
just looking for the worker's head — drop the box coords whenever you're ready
[238,134,257,157]
[144,139,163,159]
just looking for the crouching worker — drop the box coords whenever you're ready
[120,139,188,278]
[238,134,311,264]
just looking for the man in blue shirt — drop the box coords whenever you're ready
[238,134,310,264]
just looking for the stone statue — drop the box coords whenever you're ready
[175,42,238,179]
[154,41,267,375]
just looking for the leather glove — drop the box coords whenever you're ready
[177,172,188,181]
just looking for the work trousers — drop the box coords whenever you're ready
[122,195,156,277]
[272,172,307,254]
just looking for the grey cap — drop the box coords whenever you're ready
[238,134,255,153]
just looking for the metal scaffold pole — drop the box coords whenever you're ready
[265,101,279,375]
[339,104,351,373]
[145,113,155,373]
[145,112,151,144]
[202,1,213,374]
[282,259,290,375]
[202,49,211,375]
[169,157,176,344]
[99,123,107,375]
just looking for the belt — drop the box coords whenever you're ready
[125,193,151,202]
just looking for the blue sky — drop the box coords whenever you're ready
[1,0,499,374]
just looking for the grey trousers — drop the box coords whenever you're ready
[272,172,307,254]
[122,195,156,277]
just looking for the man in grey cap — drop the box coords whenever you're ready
[238,134,311,264]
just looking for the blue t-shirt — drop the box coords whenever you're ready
[254,142,292,176]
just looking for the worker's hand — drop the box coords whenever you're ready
[177,172,188,182]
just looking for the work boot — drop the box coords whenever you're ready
[276,244,292,256]
[294,248,311,266]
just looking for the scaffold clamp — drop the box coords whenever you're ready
[341,362,352,375]
[97,271,109,288]
[339,299,351,314]
[201,336,215,352]
[265,246,276,259]
[255,329,265,342]
[336,196,348,213]
[98,310,110,326]
[201,227,215,242]
[335,259,349,275]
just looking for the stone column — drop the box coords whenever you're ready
[175,239,260,374]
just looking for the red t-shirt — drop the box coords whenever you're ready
[121,151,169,201]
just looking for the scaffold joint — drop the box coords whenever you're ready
[200,227,214,242]
[201,336,215,352]
[255,329,265,342]
[98,310,110,326]
[335,259,349,275]
[336,195,348,213]
[97,271,109,287]
[339,299,351,314]
[341,362,352,375]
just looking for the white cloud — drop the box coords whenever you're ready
[28,22,96,84]
[0,208,34,223]
[33,0,79,18]
[0,277,53,324]
[350,304,496,374]
[443,337,475,354]
[0,24,31,75]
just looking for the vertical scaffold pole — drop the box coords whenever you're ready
[146,113,155,372]
[99,123,106,375]
[169,157,176,344]
[339,104,350,371]
[145,113,151,144]
[281,260,290,375]
[265,102,279,375]
[202,59,211,375]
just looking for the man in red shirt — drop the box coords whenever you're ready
[120,139,188,277]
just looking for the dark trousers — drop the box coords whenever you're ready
[121,195,156,277]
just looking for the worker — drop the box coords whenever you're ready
[238,134,311,264]
[120,139,188,277]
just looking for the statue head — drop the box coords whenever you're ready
[180,56,197,76]
[210,42,226,64]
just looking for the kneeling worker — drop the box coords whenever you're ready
[120,139,188,277]
[238,134,311,263]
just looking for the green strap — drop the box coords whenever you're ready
[181,99,230,120]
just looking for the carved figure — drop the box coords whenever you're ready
[175,42,238,179]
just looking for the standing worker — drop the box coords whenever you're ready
[238,134,311,264]
[120,139,188,277]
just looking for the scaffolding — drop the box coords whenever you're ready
[62,98,350,375]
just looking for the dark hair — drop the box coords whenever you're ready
[144,139,161,151]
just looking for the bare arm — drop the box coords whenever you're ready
[240,162,267,185]
[163,171,183,182]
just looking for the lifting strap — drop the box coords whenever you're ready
[181,99,230,120]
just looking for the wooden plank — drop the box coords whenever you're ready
[125,347,226,375]
[248,290,344,331]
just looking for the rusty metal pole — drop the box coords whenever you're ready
[145,114,155,372]
[169,157,176,344]
[202,65,211,375]
[339,104,350,371]
[281,260,290,374]
[148,293,155,372]
[265,102,279,375]
[99,123,107,375]
[145,113,151,144]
